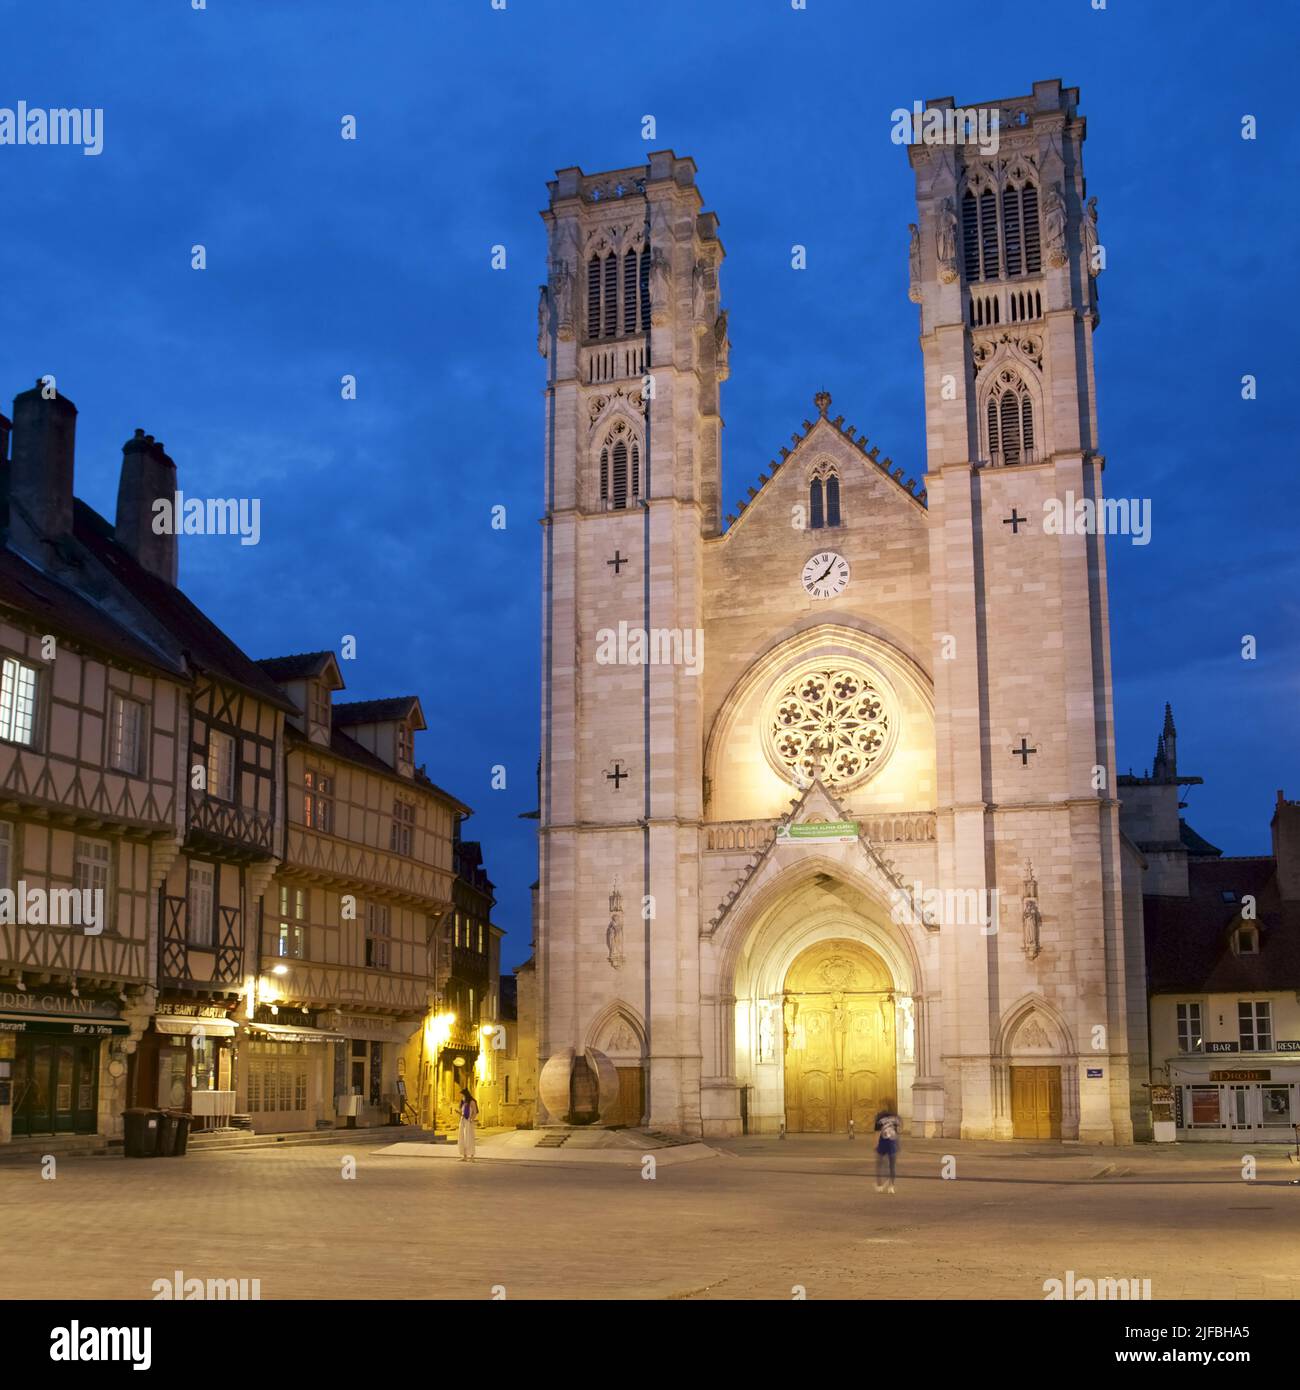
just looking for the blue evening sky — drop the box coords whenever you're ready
[3,0,1297,966]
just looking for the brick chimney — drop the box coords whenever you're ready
[1271,790,1300,901]
[8,380,77,560]
[115,428,178,585]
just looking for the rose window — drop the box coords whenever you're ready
[766,666,893,789]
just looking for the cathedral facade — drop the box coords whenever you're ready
[535,80,1151,1142]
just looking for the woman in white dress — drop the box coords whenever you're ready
[457,1088,479,1161]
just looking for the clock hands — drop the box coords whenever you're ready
[814,560,835,583]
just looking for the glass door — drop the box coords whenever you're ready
[52,1044,75,1132]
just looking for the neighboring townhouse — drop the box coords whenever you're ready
[254,658,466,1133]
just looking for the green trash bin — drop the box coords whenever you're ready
[122,1108,162,1158]
[169,1112,193,1156]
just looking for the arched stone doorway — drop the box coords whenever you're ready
[782,937,896,1133]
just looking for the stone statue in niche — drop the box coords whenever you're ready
[907,222,922,302]
[649,248,672,326]
[712,308,730,378]
[550,258,574,337]
[1082,196,1100,276]
[1022,860,1042,960]
[536,284,549,358]
[692,258,709,326]
[757,1000,775,1063]
[1044,183,1068,267]
[606,878,624,969]
[936,198,959,283]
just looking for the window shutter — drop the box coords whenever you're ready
[587,257,601,338]
[603,253,617,337]
[1022,185,1041,272]
[1002,186,1023,276]
[612,440,628,508]
[962,192,980,281]
[623,250,637,333]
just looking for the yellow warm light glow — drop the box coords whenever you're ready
[271,964,288,976]
[425,1010,456,1050]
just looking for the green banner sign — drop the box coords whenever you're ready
[775,821,859,844]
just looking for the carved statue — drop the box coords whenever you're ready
[605,878,624,969]
[536,284,550,358]
[649,247,672,326]
[1082,196,1100,276]
[908,222,922,302]
[1044,182,1068,267]
[758,1001,775,1063]
[1022,861,1042,960]
[549,258,574,337]
[936,199,959,283]
[712,308,729,379]
[692,259,708,326]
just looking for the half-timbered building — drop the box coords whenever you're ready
[254,659,465,1132]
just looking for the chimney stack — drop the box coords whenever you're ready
[1271,791,1300,901]
[8,380,77,559]
[115,428,178,585]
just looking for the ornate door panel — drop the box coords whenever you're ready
[783,938,895,1135]
[1011,1065,1062,1139]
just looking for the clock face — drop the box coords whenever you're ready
[801,550,850,599]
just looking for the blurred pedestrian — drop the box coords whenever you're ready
[873,1099,901,1193]
[458,1087,479,1161]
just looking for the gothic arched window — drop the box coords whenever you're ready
[598,423,642,510]
[986,373,1035,466]
[826,475,841,527]
[810,478,824,529]
[808,463,841,529]
[587,256,601,338]
[962,177,1040,282]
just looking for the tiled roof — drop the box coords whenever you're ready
[256,651,336,681]
[284,719,470,813]
[0,545,183,680]
[1179,818,1223,858]
[73,499,297,713]
[333,696,421,726]
[1144,855,1300,993]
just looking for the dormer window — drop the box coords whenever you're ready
[1237,926,1259,956]
[309,680,331,729]
[397,722,413,764]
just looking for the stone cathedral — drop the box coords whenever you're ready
[534,80,1150,1143]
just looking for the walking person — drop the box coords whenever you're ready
[873,1099,901,1193]
[457,1087,479,1162]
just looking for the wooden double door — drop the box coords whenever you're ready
[783,939,896,1135]
[1011,1065,1062,1139]
[12,1036,99,1136]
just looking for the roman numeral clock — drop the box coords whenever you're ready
[801,550,850,599]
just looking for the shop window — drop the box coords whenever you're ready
[1188,1086,1222,1127]
[350,1039,366,1095]
[1261,1086,1293,1128]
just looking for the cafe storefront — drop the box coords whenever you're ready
[0,991,130,1142]
[1169,1053,1300,1142]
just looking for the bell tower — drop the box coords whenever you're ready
[907,81,1147,1141]
[537,152,726,1132]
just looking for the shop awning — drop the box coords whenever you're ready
[0,1012,130,1036]
[245,1022,344,1044]
[154,1017,237,1038]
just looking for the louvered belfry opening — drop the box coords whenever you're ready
[585,240,652,343]
[587,256,601,337]
[599,446,610,504]
[989,388,1034,465]
[962,181,1042,283]
[602,253,617,337]
[623,249,638,332]
[611,439,629,508]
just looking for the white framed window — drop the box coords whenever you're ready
[1239,1000,1272,1053]
[74,837,110,930]
[390,799,414,857]
[365,901,391,968]
[109,692,146,775]
[1175,1002,1203,1054]
[277,923,304,959]
[0,656,38,746]
[206,729,236,802]
[187,862,215,947]
[304,769,333,833]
